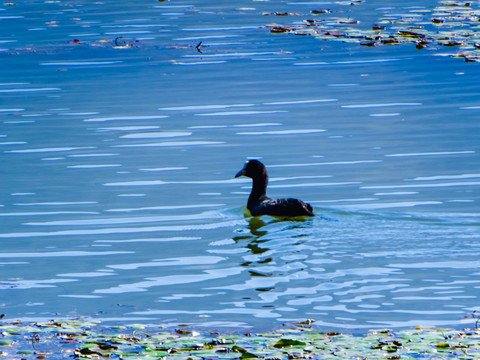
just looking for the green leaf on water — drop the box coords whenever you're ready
[16,350,33,354]
[273,338,307,348]
[240,351,259,359]
[232,345,247,353]
[0,339,13,346]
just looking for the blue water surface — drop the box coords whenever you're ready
[0,0,479,332]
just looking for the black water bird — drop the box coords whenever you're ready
[235,159,314,217]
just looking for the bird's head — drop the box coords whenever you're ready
[235,159,267,179]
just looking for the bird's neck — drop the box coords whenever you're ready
[248,174,268,203]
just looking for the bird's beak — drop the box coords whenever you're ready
[235,168,246,178]
[235,163,247,178]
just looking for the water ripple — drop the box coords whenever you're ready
[0,251,134,258]
[113,141,225,147]
[341,102,422,108]
[237,129,326,136]
[340,201,442,211]
[95,236,201,244]
[25,211,226,226]
[0,279,76,290]
[159,104,254,111]
[5,147,96,154]
[0,88,60,93]
[120,131,191,139]
[195,110,287,116]
[41,61,122,66]
[385,151,475,157]
[270,160,382,168]
[94,266,243,294]
[361,181,480,190]
[84,115,168,122]
[263,99,337,105]
[0,219,245,238]
[106,204,220,212]
[409,173,480,181]
[106,255,225,270]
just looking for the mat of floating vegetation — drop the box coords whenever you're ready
[266,0,480,62]
[1,319,480,359]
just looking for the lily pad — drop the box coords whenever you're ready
[273,338,307,348]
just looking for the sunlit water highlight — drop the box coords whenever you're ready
[0,0,479,333]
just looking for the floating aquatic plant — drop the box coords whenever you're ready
[0,319,480,359]
[266,0,480,62]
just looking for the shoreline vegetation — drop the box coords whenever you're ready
[0,318,479,359]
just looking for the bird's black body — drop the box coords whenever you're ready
[235,159,314,217]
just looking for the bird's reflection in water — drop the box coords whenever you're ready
[232,215,313,268]
[232,215,314,294]
[246,216,270,238]
[232,217,271,267]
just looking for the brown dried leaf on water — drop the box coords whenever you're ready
[397,30,426,38]
[35,353,50,359]
[334,0,364,5]
[361,41,377,46]
[59,339,80,344]
[175,328,192,335]
[324,31,345,37]
[270,26,293,33]
[263,12,291,16]
[337,18,359,24]
[443,40,463,46]
[443,1,471,6]
[416,40,428,49]
[292,319,316,326]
